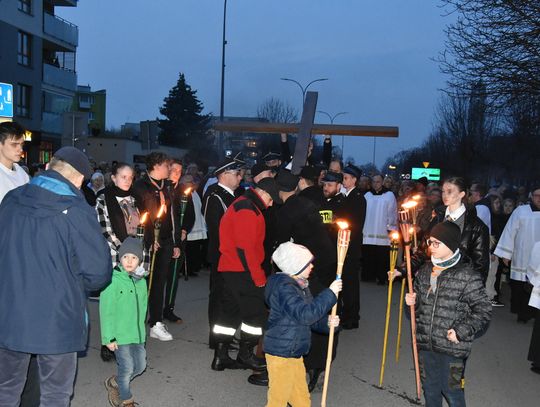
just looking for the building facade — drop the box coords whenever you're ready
[0,0,79,163]
[73,85,106,136]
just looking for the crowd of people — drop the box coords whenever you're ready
[0,120,539,406]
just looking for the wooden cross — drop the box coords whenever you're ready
[213,91,399,174]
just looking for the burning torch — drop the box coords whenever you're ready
[379,231,400,388]
[399,209,422,400]
[321,220,351,407]
[148,204,166,297]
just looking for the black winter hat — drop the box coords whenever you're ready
[430,222,461,253]
[118,237,143,261]
[275,170,299,192]
[54,147,93,179]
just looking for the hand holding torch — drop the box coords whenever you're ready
[403,200,419,251]
[321,220,351,407]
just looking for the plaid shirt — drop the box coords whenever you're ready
[95,195,150,270]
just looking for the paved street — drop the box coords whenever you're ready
[73,269,539,406]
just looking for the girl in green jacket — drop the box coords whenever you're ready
[100,237,148,407]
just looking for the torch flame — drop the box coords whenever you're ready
[336,220,349,230]
[409,227,415,234]
[412,194,421,201]
[184,187,192,195]
[391,231,400,241]
[156,204,166,219]
[139,212,149,225]
[402,200,418,210]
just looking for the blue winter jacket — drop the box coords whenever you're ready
[263,273,337,358]
[0,170,112,354]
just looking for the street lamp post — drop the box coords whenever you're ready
[317,110,348,157]
[280,77,328,107]
[219,0,228,157]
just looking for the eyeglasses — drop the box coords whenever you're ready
[426,239,440,248]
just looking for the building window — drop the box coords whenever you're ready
[17,31,32,66]
[16,84,31,118]
[18,0,32,14]
[39,142,53,164]
[88,111,95,121]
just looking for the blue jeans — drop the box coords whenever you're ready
[0,347,76,407]
[115,344,146,401]
[419,350,466,407]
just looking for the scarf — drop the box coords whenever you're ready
[429,249,461,295]
[104,186,135,242]
[148,173,167,214]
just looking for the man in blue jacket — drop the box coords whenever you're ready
[0,147,112,407]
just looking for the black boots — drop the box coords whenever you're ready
[163,307,183,324]
[248,369,268,386]
[211,342,238,371]
[236,341,266,371]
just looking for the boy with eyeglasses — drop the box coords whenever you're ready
[406,221,492,407]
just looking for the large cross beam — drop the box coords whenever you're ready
[213,91,399,174]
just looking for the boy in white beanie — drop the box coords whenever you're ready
[100,237,148,407]
[263,241,342,407]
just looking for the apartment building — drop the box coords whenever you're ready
[0,0,79,163]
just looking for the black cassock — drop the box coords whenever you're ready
[528,309,540,367]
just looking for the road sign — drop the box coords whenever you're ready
[0,82,14,118]
[411,167,440,181]
[422,161,430,168]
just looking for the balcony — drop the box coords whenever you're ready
[49,0,78,6]
[43,13,78,48]
[42,112,63,135]
[43,63,77,92]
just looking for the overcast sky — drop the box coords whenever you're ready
[61,0,451,167]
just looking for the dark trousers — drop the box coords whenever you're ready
[186,239,205,274]
[208,262,224,348]
[164,241,186,311]
[148,241,174,327]
[0,348,76,407]
[215,272,267,343]
[362,244,390,284]
[304,331,339,370]
[509,280,535,321]
[528,309,540,366]
[20,356,40,407]
[494,258,508,299]
[341,256,361,324]
[419,350,466,407]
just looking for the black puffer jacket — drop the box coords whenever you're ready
[408,205,490,282]
[413,258,492,359]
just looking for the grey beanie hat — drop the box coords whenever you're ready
[118,237,143,261]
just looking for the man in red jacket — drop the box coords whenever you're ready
[211,178,282,372]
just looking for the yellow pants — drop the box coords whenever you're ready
[266,354,311,407]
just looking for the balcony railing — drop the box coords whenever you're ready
[43,63,77,92]
[51,0,79,6]
[43,13,79,47]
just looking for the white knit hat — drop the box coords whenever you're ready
[272,242,314,276]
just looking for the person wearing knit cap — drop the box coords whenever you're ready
[0,145,111,406]
[100,237,148,407]
[405,221,492,407]
[263,242,342,407]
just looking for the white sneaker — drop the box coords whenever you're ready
[149,322,173,341]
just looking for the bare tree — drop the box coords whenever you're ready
[256,97,298,123]
[438,0,540,105]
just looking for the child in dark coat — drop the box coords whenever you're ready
[263,242,342,407]
[406,222,492,407]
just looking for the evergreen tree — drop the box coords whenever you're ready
[158,73,211,148]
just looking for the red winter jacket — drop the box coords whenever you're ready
[218,188,267,287]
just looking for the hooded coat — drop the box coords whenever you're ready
[0,170,111,354]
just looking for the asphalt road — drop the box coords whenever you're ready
[72,269,539,406]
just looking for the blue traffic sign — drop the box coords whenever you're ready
[0,82,14,118]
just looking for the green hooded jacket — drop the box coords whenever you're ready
[99,266,148,345]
